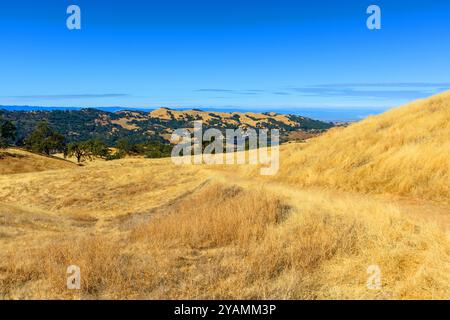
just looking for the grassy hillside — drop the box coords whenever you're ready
[0,157,449,299]
[275,91,450,202]
[0,92,449,299]
[0,148,75,175]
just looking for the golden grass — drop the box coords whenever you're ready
[1,182,448,299]
[0,148,75,175]
[0,91,449,300]
[0,158,203,217]
[131,184,288,249]
[148,107,299,128]
[273,91,450,203]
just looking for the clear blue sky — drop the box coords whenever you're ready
[1,0,450,113]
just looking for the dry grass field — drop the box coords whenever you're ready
[0,92,449,300]
[0,148,75,175]
[275,90,450,203]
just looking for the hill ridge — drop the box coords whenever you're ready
[0,107,334,145]
[273,90,450,202]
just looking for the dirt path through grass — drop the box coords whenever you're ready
[204,167,450,232]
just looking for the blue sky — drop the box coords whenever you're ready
[1,0,450,114]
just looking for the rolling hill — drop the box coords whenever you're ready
[0,107,333,145]
[0,92,449,300]
[271,90,450,203]
[0,148,76,175]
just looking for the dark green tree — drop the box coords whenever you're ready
[115,138,131,155]
[64,141,92,163]
[24,121,65,155]
[86,139,110,159]
[0,117,16,148]
[64,140,111,163]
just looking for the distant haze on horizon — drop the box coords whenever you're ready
[1,0,449,114]
[0,104,400,122]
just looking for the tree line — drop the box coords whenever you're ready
[0,117,172,163]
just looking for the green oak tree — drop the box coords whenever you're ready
[24,121,65,155]
[0,117,16,148]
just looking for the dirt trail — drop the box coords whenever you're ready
[204,168,450,232]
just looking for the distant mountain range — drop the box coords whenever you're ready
[0,105,389,122]
[0,107,334,145]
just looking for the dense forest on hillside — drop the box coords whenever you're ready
[0,108,334,145]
